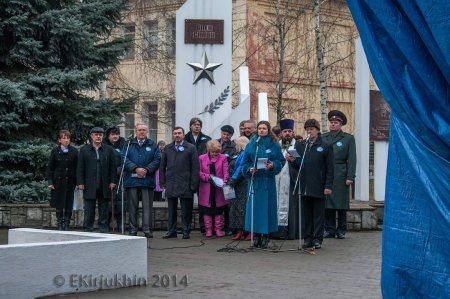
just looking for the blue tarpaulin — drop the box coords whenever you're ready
[347,1,450,298]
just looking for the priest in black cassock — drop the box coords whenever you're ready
[272,119,302,240]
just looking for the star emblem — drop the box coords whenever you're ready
[186,51,222,85]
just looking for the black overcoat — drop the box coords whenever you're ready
[185,131,211,155]
[159,142,199,198]
[76,143,117,199]
[291,135,334,198]
[46,145,78,209]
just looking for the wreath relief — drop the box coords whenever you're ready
[199,86,230,115]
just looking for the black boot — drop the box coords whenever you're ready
[260,234,269,249]
[56,210,63,230]
[63,211,72,231]
[252,234,261,248]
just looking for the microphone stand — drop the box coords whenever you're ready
[117,137,132,235]
[293,136,310,250]
[249,138,260,248]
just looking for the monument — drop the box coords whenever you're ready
[176,0,249,137]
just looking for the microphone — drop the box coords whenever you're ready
[305,133,311,141]
[256,136,261,145]
[127,134,134,140]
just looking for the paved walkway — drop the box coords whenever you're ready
[35,230,382,299]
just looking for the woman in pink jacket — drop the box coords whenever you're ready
[199,140,229,237]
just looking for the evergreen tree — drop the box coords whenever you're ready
[0,0,133,202]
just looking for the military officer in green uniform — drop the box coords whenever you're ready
[322,110,356,239]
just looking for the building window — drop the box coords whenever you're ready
[167,101,176,131]
[143,21,158,59]
[146,102,158,141]
[166,18,176,57]
[124,103,135,138]
[122,24,135,60]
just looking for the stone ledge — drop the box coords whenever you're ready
[349,200,376,211]
[0,200,383,231]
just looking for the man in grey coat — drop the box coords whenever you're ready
[159,127,199,239]
[77,127,117,232]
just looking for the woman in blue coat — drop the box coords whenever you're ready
[242,121,285,248]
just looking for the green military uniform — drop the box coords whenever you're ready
[322,110,356,238]
[322,131,356,209]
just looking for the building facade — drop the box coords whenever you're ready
[108,0,373,140]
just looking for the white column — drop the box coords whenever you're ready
[239,66,250,104]
[355,38,370,201]
[374,141,388,201]
[258,92,269,121]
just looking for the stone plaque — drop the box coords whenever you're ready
[185,19,224,44]
[370,90,391,141]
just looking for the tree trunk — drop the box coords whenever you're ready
[276,0,286,124]
[314,0,328,132]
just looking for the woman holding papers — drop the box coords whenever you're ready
[198,140,229,238]
[242,121,286,248]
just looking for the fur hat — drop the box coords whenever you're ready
[304,119,320,131]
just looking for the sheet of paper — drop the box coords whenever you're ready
[211,175,224,187]
[257,158,268,169]
[287,147,300,158]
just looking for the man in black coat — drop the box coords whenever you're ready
[184,117,211,155]
[217,125,236,235]
[184,117,210,233]
[290,119,334,249]
[160,127,200,239]
[77,127,117,232]
[104,126,126,232]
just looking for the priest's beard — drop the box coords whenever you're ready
[281,137,293,148]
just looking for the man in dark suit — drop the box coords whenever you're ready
[160,127,200,239]
[77,127,117,232]
[184,117,210,233]
[104,126,125,232]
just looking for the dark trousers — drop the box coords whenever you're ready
[324,209,347,234]
[223,204,230,231]
[84,189,109,232]
[154,191,163,201]
[199,207,205,232]
[167,197,193,234]
[128,187,154,234]
[301,196,325,244]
